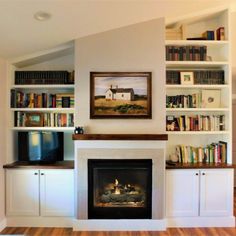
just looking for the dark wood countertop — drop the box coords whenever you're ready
[72,134,168,141]
[3,161,74,169]
[166,162,236,169]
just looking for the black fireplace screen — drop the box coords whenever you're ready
[88,159,152,219]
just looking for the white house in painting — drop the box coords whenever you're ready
[105,86,135,101]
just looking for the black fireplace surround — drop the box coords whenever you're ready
[88,159,152,219]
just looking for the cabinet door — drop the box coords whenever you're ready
[40,169,74,216]
[6,169,40,216]
[200,169,234,216]
[166,169,199,217]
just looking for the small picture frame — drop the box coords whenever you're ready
[25,113,43,127]
[180,72,194,85]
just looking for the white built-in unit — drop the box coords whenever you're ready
[165,8,235,227]
[166,169,234,217]
[5,168,74,227]
[166,169,234,227]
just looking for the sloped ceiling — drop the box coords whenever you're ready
[0,0,235,59]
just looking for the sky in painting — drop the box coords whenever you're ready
[94,76,147,96]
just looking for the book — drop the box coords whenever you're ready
[216,27,225,40]
[62,97,70,108]
[202,30,215,40]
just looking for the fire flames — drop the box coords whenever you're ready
[114,179,120,194]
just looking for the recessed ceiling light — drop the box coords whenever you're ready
[34,11,51,21]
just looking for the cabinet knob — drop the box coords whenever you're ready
[195,173,199,176]
[34,173,38,175]
[202,173,205,175]
[41,173,44,176]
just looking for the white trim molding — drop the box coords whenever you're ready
[73,219,166,231]
[0,218,7,231]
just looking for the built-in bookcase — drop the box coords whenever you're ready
[165,9,232,164]
[6,43,75,163]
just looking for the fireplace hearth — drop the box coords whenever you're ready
[88,159,152,219]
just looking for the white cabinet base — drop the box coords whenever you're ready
[6,216,73,227]
[166,216,235,228]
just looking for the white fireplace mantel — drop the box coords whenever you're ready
[73,134,168,231]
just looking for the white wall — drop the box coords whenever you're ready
[0,58,7,226]
[75,18,165,134]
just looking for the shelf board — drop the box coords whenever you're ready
[166,61,228,68]
[11,108,74,112]
[11,127,75,131]
[166,84,229,89]
[166,131,229,135]
[165,40,229,46]
[166,108,229,112]
[11,84,75,89]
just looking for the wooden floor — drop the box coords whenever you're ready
[1,189,235,236]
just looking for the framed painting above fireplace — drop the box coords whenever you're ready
[90,72,152,119]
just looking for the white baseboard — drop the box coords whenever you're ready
[166,216,235,228]
[7,216,73,227]
[73,219,166,231]
[0,218,7,231]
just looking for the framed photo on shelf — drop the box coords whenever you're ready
[90,72,152,119]
[25,113,43,127]
[180,71,194,85]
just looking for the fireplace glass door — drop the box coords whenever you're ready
[88,159,152,219]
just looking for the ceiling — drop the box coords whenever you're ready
[0,0,235,60]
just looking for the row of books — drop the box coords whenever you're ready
[166,115,225,132]
[11,90,74,108]
[15,71,74,85]
[165,45,207,61]
[166,93,202,108]
[186,27,225,41]
[166,70,224,85]
[15,112,74,127]
[175,141,227,164]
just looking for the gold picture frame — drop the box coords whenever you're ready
[25,113,43,127]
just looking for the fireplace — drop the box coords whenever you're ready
[88,159,152,219]
[74,135,167,230]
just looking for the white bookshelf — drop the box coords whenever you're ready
[165,9,232,164]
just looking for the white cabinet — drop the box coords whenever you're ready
[166,169,199,217]
[6,169,40,216]
[40,169,74,217]
[6,169,74,217]
[199,169,233,216]
[166,169,234,217]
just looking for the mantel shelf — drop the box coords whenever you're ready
[72,134,168,141]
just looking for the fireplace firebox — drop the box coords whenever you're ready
[88,159,152,219]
